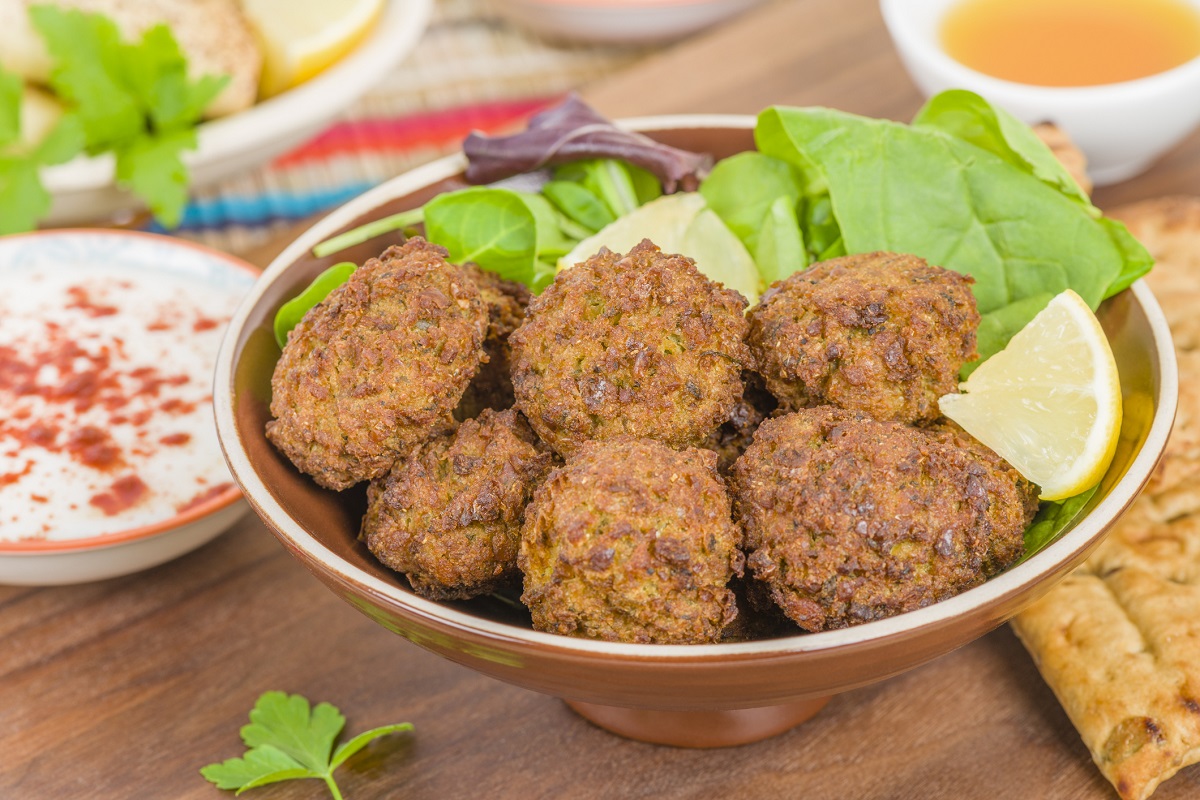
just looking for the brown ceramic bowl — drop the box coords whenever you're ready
[214,116,1177,748]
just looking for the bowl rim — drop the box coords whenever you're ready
[215,113,1179,661]
[0,228,258,555]
[879,0,1200,102]
[39,0,433,194]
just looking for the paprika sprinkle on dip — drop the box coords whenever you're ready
[0,260,244,542]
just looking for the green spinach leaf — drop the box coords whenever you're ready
[273,262,358,348]
[912,89,1093,210]
[755,104,1152,328]
[1022,484,1100,561]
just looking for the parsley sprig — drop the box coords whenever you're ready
[0,5,227,233]
[200,691,413,799]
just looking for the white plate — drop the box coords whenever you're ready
[38,0,433,226]
[0,230,259,585]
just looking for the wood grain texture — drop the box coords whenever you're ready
[6,0,1200,796]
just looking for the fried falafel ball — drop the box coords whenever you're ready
[921,418,1041,525]
[266,238,487,490]
[509,239,752,458]
[454,265,531,421]
[362,408,554,599]
[747,251,979,424]
[519,437,744,644]
[731,407,1038,632]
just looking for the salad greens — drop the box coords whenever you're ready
[200,691,413,799]
[463,92,710,191]
[274,262,357,348]
[0,6,227,232]
[292,89,1153,560]
[424,187,568,292]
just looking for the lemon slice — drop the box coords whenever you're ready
[558,193,761,304]
[938,289,1122,501]
[240,0,384,98]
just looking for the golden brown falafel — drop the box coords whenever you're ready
[509,239,753,458]
[455,264,531,421]
[266,238,488,490]
[519,437,744,644]
[362,408,554,599]
[731,407,1036,632]
[747,251,979,424]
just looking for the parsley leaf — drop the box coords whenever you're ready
[0,157,49,234]
[0,70,21,146]
[200,691,414,799]
[27,4,228,228]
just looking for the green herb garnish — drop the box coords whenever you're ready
[0,6,229,232]
[200,691,413,799]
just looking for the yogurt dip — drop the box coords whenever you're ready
[0,233,254,543]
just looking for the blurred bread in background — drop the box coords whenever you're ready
[0,0,262,117]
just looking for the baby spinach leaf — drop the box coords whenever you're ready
[273,262,357,348]
[424,187,572,292]
[1099,216,1157,298]
[425,187,540,283]
[755,104,1151,322]
[912,89,1093,211]
[1022,484,1100,561]
[699,151,803,258]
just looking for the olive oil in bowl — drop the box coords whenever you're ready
[941,0,1200,87]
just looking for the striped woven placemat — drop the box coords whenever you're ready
[170,0,651,255]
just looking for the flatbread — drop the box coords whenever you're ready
[0,0,262,117]
[1012,196,1200,800]
[1112,197,1200,353]
[1012,510,1200,800]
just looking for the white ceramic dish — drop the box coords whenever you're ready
[880,0,1200,185]
[37,0,432,226]
[0,230,258,585]
[489,0,762,44]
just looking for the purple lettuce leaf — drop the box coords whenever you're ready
[463,93,712,192]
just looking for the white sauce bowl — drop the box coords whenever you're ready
[0,231,258,585]
[880,0,1200,184]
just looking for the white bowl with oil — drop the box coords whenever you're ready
[880,0,1200,184]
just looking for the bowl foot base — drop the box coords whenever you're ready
[564,696,830,747]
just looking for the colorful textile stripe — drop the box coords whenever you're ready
[162,96,558,234]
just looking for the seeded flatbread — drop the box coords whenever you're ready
[1011,195,1200,800]
[1112,197,1200,354]
[1112,197,1200,520]
[1011,512,1200,800]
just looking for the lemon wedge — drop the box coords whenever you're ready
[938,289,1122,501]
[558,193,762,304]
[240,0,384,98]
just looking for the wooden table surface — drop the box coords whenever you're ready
[5,1,1200,798]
